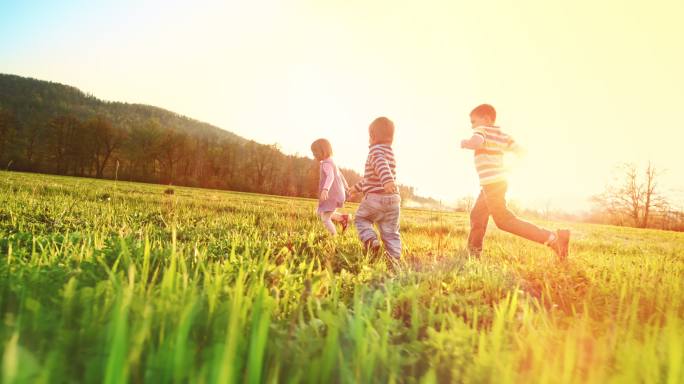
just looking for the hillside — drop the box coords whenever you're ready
[0,73,440,205]
[0,73,242,142]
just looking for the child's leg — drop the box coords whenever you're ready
[354,196,381,247]
[330,210,351,232]
[377,195,402,259]
[319,211,337,235]
[330,211,344,222]
[467,190,490,254]
[483,182,554,244]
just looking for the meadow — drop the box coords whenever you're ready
[0,170,682,383]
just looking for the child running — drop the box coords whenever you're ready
[348,117,402,262]
[460,104,570,260]
[311,138,351,235]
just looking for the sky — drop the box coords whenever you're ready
[1,0,683,211]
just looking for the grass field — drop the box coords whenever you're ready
[0,170,682,383]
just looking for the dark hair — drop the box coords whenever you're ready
[470,104,496,121]
[310,138,333,160]
[369,117,394,144]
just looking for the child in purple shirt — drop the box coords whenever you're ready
[311,138,350,235]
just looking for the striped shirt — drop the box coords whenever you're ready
[472,125,520,185]
[352,144,397,195]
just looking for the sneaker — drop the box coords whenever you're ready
[548,229,570,261]
[468,247,482,259]
[364,239,381,256]
[341,214,351,233]
[385,254,402,272]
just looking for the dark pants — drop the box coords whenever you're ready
[467,181,552,253]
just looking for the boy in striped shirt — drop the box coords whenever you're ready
[348,117,402,262]
[460,104,570,260]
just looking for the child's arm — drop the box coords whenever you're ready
[371,152,397,194]
[505,137,526,156]
[349,179,364,196]
[320,162,335,200]
[460,134,485,150]
[339,169,349,190]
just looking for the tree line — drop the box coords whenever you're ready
[0,74,434,203]
[0,107,362,198]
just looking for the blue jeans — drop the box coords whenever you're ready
[354,193,402,259]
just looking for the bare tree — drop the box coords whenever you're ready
[44,115,82,174]
[125,119,162,180]
[399,186,415,208]
[0,107,16,164]
[542,199,552,221]
[159,130,188,184]
[88,116,126,178]
[456,195,475,213]
[593,162,668,228]
[245,141,279,190]
[641,163,661,227]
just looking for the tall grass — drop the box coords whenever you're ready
[0,170,682,383]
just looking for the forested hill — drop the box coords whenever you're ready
[0,73,434,204]
[0,73,243,143]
